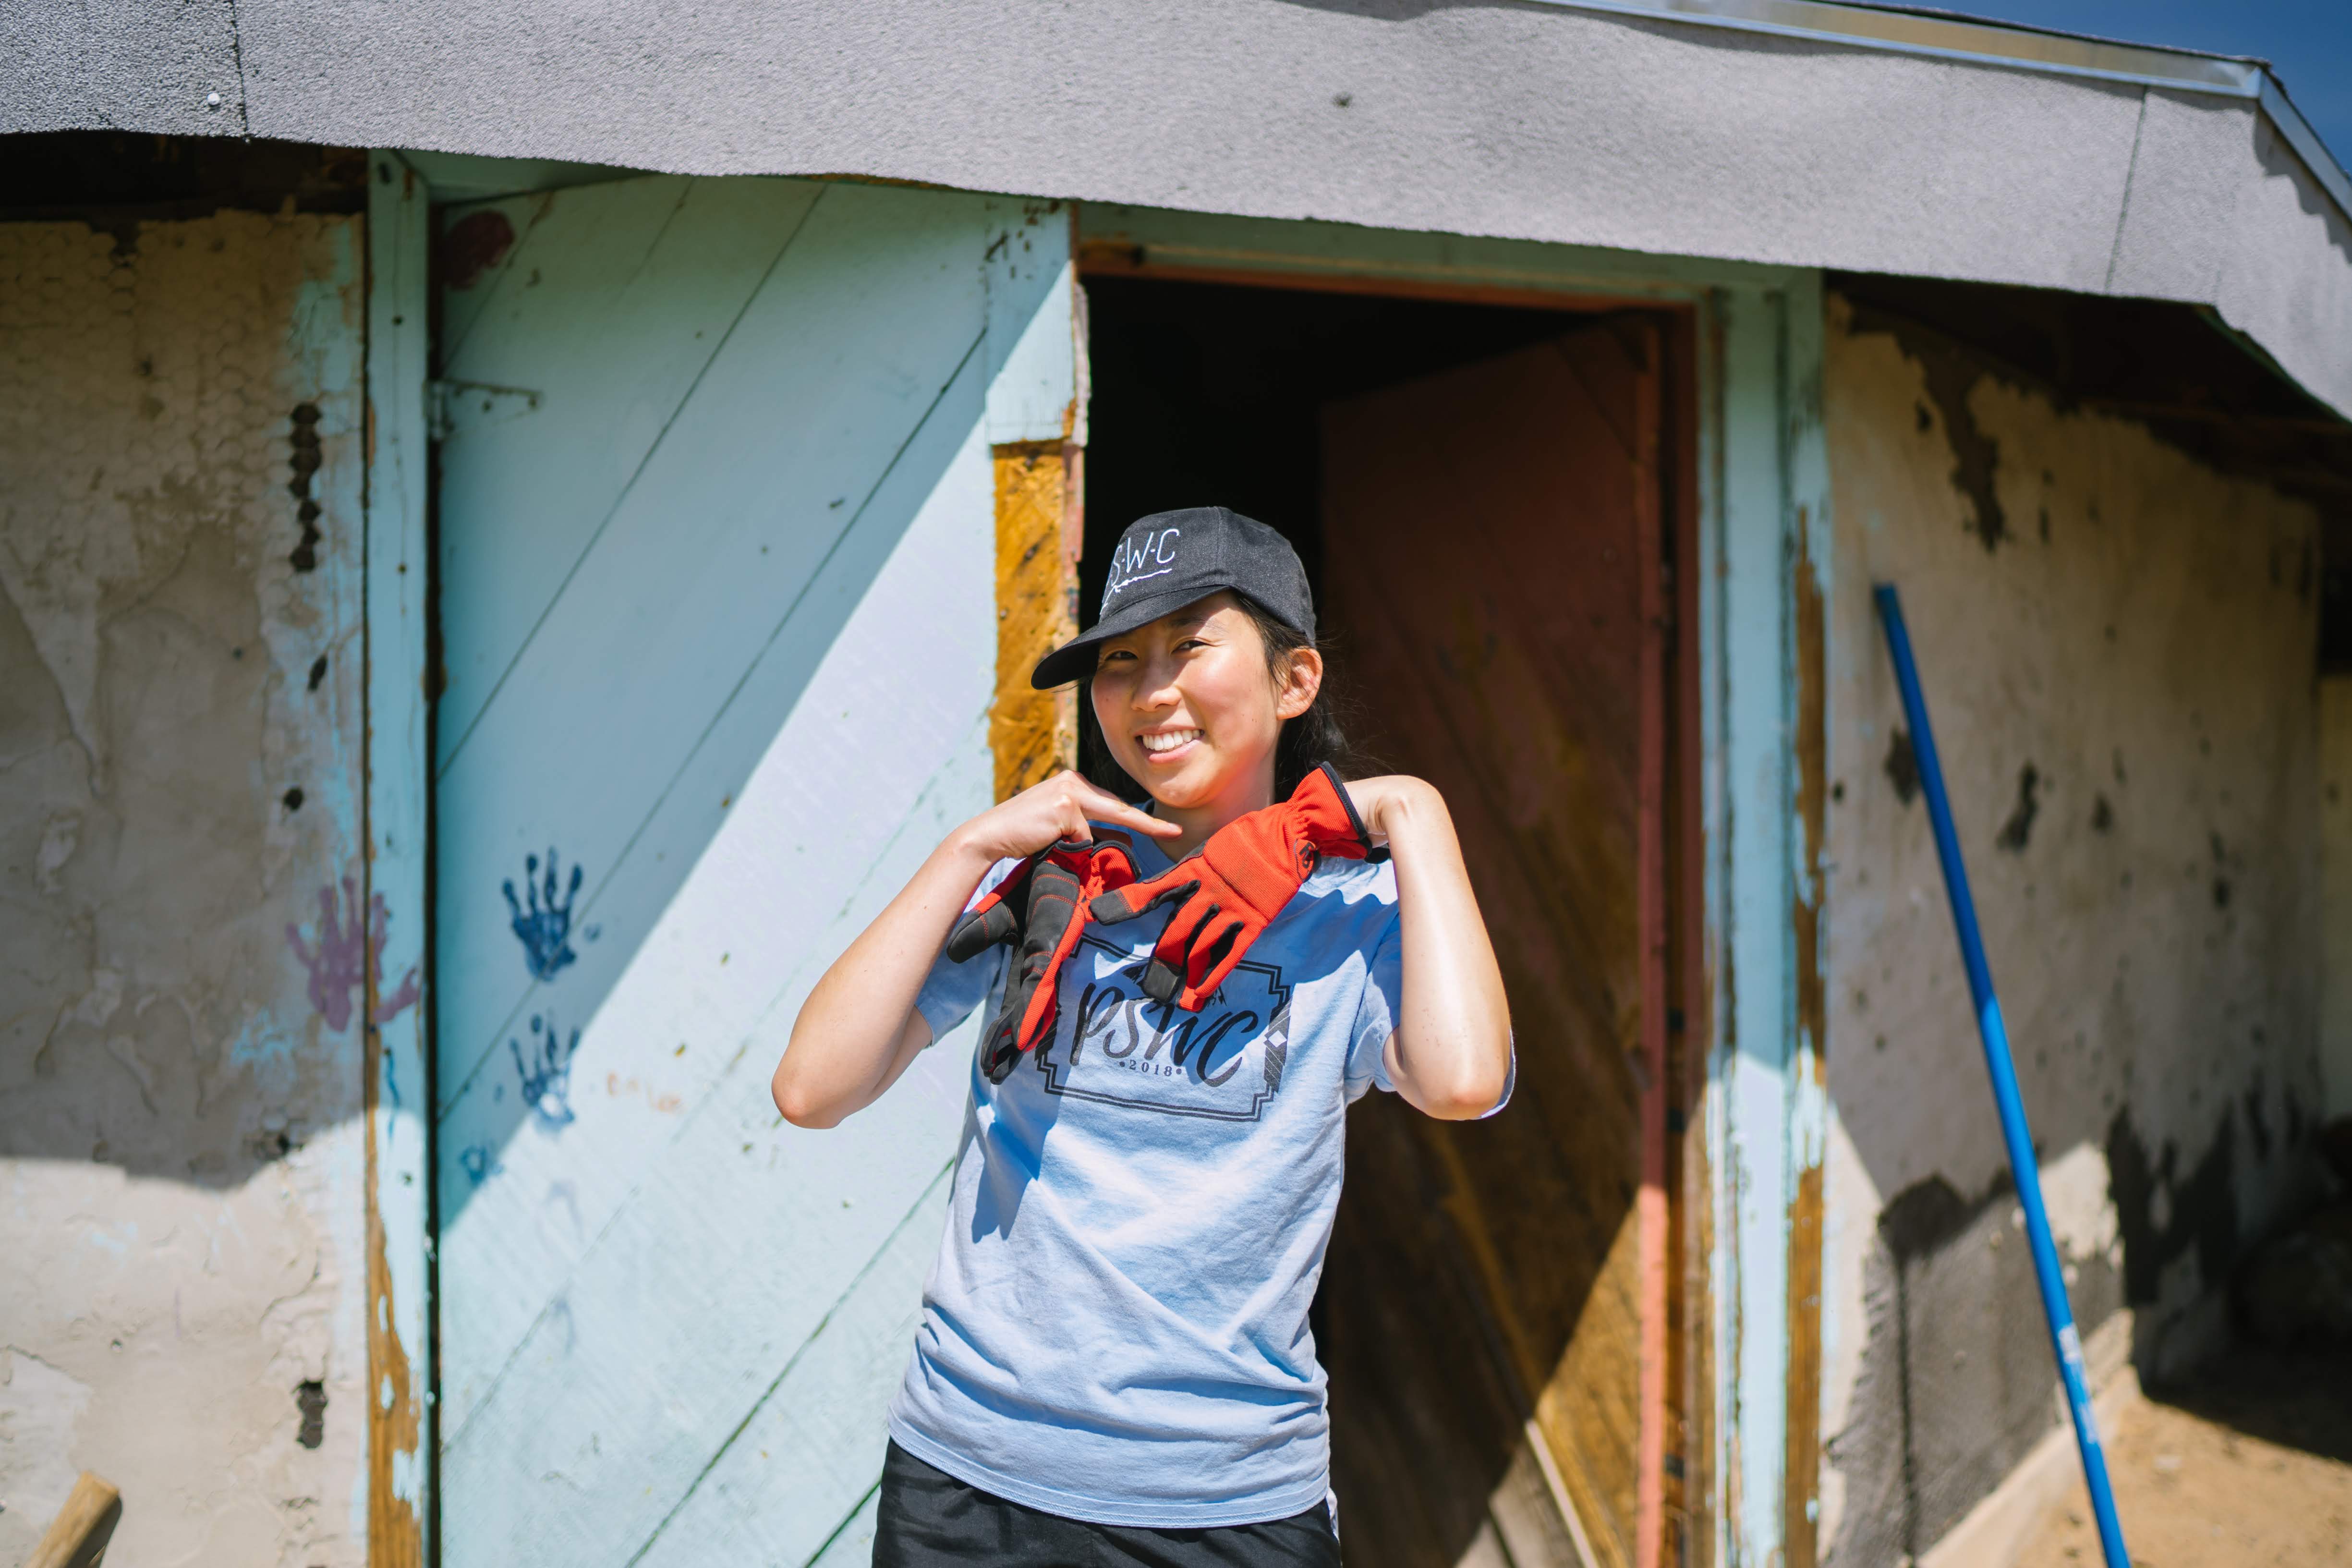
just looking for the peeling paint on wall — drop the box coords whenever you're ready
[0,210,369,1566]
[1813,292,2322,1564]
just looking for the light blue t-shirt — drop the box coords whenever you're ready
[885,827,1408,1528]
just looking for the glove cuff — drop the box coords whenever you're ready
[1296,762,1387,863]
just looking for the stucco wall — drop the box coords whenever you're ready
[0,210,375,1564]
[1812,292,2324,1563]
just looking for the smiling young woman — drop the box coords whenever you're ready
[776,506,1513,1566]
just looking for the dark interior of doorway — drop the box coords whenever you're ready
[1082,277,1577,625]
[1082,274,1625,1567]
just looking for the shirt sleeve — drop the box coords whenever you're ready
[911,858,1018,1045]
[1345,909,1405,1097]
[1343,900,1517,1117]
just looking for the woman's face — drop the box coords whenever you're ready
[1091,592,1320,815]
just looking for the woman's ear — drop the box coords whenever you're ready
[1275,646,1324,721]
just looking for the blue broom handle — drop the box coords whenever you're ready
[1872,584,2130,1568]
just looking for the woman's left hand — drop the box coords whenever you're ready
[1338,773,1430,851]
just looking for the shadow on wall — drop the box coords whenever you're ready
[1817,292,2327,1564]
[424,175,1032,1228]
[0,203,377,1193]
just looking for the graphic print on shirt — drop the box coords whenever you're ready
[1030,930,1292,1122]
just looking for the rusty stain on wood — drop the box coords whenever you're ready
[1674,1099,1717,1566]
[1630,311,1671,1568]
[1783,509,1829,1568]
[1661,304,1710,1568]
[1791,509,1827,1081]
[1782,1162,1826,1568]
[364,1022,424,1566]
[991,440,1080,800]
[1075,245,1657,318]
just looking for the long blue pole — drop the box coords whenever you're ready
[1872,584,2130,1568]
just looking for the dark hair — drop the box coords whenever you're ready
[1078,595,1369,802]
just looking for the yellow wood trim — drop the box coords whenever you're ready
[991,441,1081,801]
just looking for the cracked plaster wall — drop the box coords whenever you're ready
[1812,292,2325,1563]
[0,209,374,1566]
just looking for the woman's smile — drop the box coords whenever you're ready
[1138,727,1203,759]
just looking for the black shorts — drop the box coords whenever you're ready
[873,1440,1342,1568]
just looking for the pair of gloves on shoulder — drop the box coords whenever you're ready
[947,763,1383,1083]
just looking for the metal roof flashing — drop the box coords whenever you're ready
[1530,0,2352,225]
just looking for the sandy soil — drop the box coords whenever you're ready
[2013,1346,2352,1567]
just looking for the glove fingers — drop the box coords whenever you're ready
[1014,983,1060,1056]
[1180,913,1250,1010]
[1091,875,1196,925]
[978,1014,1021,1082]
[1179,905,1234,991]
[946,899,1020,963]
[1148,895,1217,984]
[1140,956,1185,1008]
[946,856,1038,960]
[1015,895,1098,1053]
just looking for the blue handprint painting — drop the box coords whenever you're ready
[504,848,585,981]
[509,1012,581,1133]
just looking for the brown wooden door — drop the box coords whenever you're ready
[1319,318,1667,1568]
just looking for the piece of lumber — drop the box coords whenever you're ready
[23,1471,121,1568]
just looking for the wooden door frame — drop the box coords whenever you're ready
[361,182,1832,1568]
[1075,240,1706,1568]
[364,149,437,1568]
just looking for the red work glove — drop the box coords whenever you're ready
[946,837,1137,1082]
[1089,764,1381,1011]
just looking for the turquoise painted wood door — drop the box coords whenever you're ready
[431,173,1074,1566]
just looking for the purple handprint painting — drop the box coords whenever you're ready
[286,877,421,1030]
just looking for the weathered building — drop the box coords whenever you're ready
[4,3,2349,1565]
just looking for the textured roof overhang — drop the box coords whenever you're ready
[8,0,2350,417]
[1535,1,2350,221]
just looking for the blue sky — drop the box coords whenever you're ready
[1953,1,2350,177]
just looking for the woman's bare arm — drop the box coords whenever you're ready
[1348,776,1513,1120]
[773,771,1177,1129]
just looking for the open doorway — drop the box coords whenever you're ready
[1083,272,1689,1568]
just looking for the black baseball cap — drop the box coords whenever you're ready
[1031,507,1314,689]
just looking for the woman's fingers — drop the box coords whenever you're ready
[1067,775,1178,837]
[1110,802,1181,838]
[980,770,1172,856]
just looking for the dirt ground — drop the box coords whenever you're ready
[2013,1345,2352,1567]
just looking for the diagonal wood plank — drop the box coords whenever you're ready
[626,1167,951,1567]
[434,180,992,1120]
[437,1014,972,1564]
[435,409,994,1434]
[435,175,826,763]
[432,176,1069,1566]
[804,1485,884,1568]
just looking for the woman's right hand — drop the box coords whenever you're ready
[775,771,1176,1130]
[948,770,1179,867]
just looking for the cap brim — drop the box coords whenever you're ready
[1030,584,1222,689]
